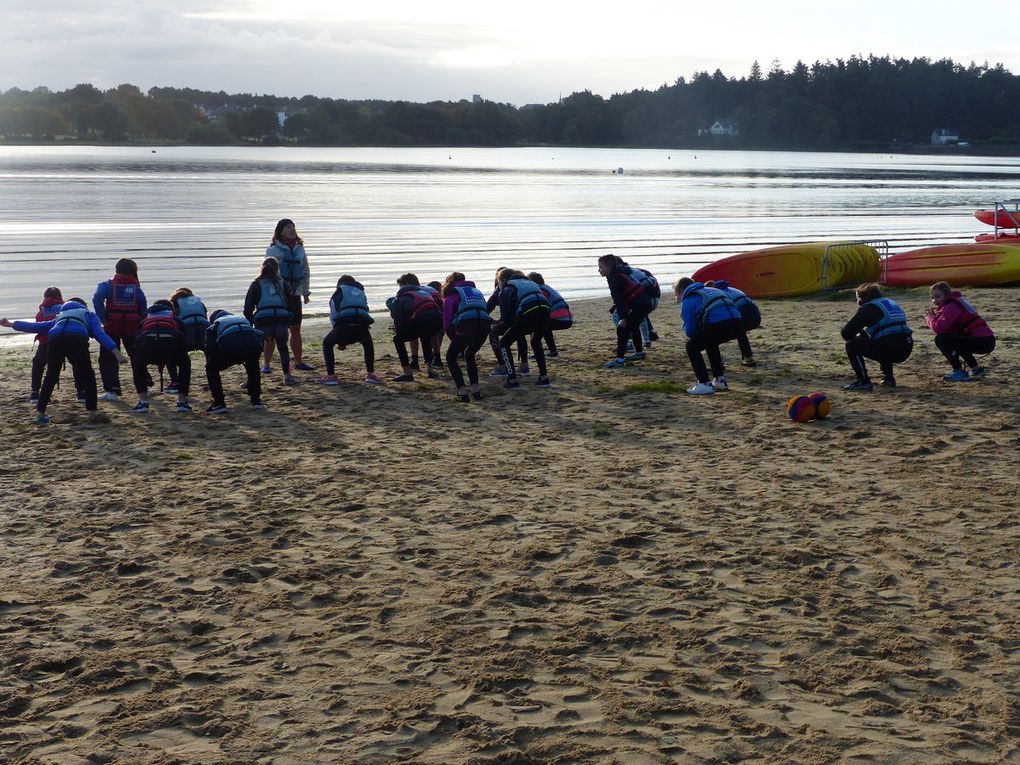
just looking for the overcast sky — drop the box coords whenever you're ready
[3,1,1019,104]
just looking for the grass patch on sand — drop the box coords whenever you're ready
[621,381,686,395]
[592,423,612,437]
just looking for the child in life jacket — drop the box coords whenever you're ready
[442,271,493,402]
[495,269,551,390]
[388,273,443,382]
[599,254,656,368]
[840,283,913,392]
[486,266,529,376]
[129,300,192,413]
[162,287,210,394]
[28,287,84,405]
[2,298,126,424]
[321,275,380,385]
[244,257,297,386]
[704,279,761,367]
[527,272,572,359]
[265,218,313,371]
[204,310,266,413]
[92,258,147,401]
[674,277,743,395]
[924,281,995,381]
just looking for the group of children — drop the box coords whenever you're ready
[0,217,1000,422]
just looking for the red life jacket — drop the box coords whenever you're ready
[35,297,64,345]
[103,274,144,338]
[407,288,441,320]
[138,311,181,339]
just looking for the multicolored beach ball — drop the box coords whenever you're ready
[786,395,817,423]
[808,391,831,419]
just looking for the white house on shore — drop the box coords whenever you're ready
[709,119,739,137]
[931,128,959,145]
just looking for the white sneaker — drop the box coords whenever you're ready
[687,382,715,395]
[712,377,729,391]
[99,391,119,402]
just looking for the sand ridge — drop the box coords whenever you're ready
[1,288,1018,764]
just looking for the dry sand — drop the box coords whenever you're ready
[1,288,1018,765]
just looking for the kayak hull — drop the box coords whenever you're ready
[692,242,880,298]
[974,209,1020,228]
[883,243,1020,287]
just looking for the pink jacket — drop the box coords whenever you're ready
[925,292,993,338]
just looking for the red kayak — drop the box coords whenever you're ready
[975,232,1020,243]
[974,209,1020,228]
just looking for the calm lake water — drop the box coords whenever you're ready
[2,145,1019,337]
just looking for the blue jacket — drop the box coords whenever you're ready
[13,302,118,351]
[680,282,741,337]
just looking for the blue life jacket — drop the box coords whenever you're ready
[175,295,209,327]
[508,278,548,318]
[272,243,307,293]
[453,284,492,324]
[714,281,754,310]
[540,285,572,320]
[864,298,912,340]
[628,267,660,299]
[215,314,259,346]
[333,283,371,323]
[52,306,91,336]
[694,286,741,331]
[254,278,291,323]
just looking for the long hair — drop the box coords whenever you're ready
[272,218,303,246]
[442,272,466,298]
[258,257,281,281]
[527,272,545,285]
[930,281,953,298]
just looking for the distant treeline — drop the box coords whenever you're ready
[3,56,1020,150]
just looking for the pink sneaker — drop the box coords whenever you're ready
[320,374,338,386]
[365,373,382,385]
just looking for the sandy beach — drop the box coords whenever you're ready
[1,288,1018,764]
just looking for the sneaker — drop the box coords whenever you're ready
[547,352,560,359]
[35,413,51,425]
[165,385,179,394]
[427,369,441,380]
[489,366,509,377]
[240,381,248,390]
[99,391,119,402]
[648,331,660,342]
[687,382,715,395]
[207,403,228,414]
[842,379,874,392]
[320,375,339,386]
[625,351,646,362]
[535,376,552,388]
[76,392,87,404]
[131,401,150,413]
[456,393,470,403]
[251,401,267,410]
[29,391,39,404]
[644,342,653,350]
[741,357,757,367]
[284,374,299,386]
[392,373,414,382]
[365,373,382,385]
[518,364,531,376]
[261,365,271,375]
[294,362,314,371]
[409,359,421,372]
[970,367,987,378]
[943,369,970,382]
[603,358,627,369]
[503,380,522,391]
[472,391,484,401]
[175,400,192,413]
[87,411,111,424]
[880,376,897,388]
[712,376,729,391]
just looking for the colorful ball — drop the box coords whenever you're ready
[787,395,816,423]
[808,391,831,419]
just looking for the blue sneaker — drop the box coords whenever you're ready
[131,401,150,413]
[970,367,987,378]
[260,365,271,375]
[625,351,646,361]
[603,358,627,369]
[943,369,970,382]
[294,362,314,371]
[35,413,51,425]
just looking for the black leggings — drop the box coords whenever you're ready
[32,343,86,394]
[446,321,489,388]
[542,318,572,356]
[257,322,290,373]
[132,336,191,396]
[99,334,141,394]
[499,310,550,380]
[490,324,527,365]
[206,346,262,406]
[395,314,442,368]
[845,334,913,381]
[616,304,652,358]
[323,324,375,375]
[38,334,99,413]
[934,333,995,370]
[737,304,761,359]
[686,318,743,383]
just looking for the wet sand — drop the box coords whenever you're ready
[1,288,1018,764]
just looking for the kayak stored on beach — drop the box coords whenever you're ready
[883,243,1020,287]
[974,208,1020,228]
[692,241,882,298]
